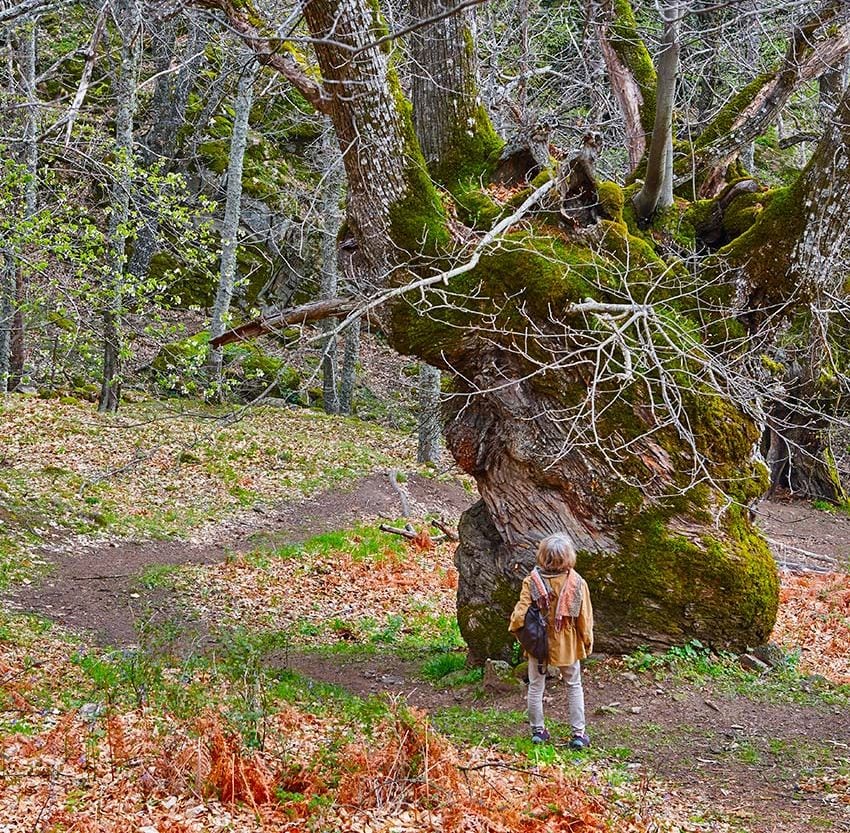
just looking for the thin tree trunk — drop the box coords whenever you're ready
[516,0,531,125]
[319,126,343,415]
[338,316,359,415]
[99,0,140,413]
[207,48,256,383]
[632,1,680,222]
[11,19,36,386]
[593,0,656,172]
[417,363,442,464]
[0,253,13,393]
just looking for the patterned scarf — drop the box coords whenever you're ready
[529,567,583,632]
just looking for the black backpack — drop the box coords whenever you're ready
[515,601,549,674]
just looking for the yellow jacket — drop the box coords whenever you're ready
[509,570,594,666]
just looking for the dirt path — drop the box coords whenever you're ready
[3,472,471,645]
[3,490,850,832]
[756,496,850,571]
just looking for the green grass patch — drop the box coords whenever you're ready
[623,640,850,707]
[136,563,183,590]
[272,523,408,565]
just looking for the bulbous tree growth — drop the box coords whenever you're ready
[204,0,850,660]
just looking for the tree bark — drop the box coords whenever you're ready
[98,0,140,413]
[417,363,442,464]
[408,0,501,183]
[632,1,680,222]
[302,0,422,273]
[593,0,656,172]
[0,253,13,393]
[207,48,256,383]
[11,19,37,386]
[766,360,846,504]
[687,1,850,195]
[319,127,343,415]
[209,0,784,661]
[338,317,360,415]
[818,53,849,122]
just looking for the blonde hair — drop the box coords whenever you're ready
[536,533,577,574]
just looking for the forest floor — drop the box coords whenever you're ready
[1,397,849,833]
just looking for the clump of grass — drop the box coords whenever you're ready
[137,563,182,590]
[273,523,408,564]
[422,651,468,680]
[623,639,850,706]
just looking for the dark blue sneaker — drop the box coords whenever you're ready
[569,733,590,750]
[531,728,551,744]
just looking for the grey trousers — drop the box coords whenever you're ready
[527,659,586,735]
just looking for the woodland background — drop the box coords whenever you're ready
[0,0,849,830]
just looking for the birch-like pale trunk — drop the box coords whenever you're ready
[338,316,360,415]
[0,254,13,393]
[319,127,343,415]
[10,20,36,386]
[632,1,680,222]
[98,0,140,413]
[207,49,256,382]
[417,362,442,464]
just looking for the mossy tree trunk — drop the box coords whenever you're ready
[207,0,850,661]
[408,0,502,185]
[686,1,850,197]
[723,85,850,504]
[593,0,656,172]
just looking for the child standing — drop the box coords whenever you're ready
[509,533,594,748]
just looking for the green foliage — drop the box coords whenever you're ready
[150,332,300,400]
[421,651,467,680]
[272,523,407,564]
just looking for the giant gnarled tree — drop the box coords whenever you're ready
[203,0,850,660]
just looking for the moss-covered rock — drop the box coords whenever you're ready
[149,332,300,400]
[596,180,625,223]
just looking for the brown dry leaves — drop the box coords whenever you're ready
[0,682,656,833]
[178,532,459,641]
[772,570,850,684]
[0,396,415,546]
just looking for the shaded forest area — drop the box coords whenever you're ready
[1,0,850,830]
[2,0,850,653]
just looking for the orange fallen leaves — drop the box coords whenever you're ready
[772,571,850,684]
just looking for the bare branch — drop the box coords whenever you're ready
[191,0,329,113]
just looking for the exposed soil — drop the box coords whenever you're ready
[285,651,850,833]
[3,489,850,832]
[4,472,472,645]
[756,495,850,571]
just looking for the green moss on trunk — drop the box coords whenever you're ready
[610,0,657,132]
